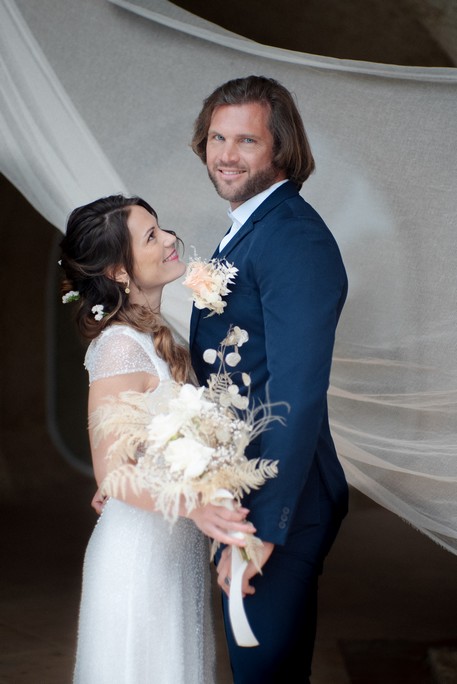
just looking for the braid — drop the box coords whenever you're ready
[153,322,193,384]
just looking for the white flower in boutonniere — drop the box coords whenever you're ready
[183,253,238,316]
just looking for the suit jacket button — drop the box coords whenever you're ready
[279,522,286,529]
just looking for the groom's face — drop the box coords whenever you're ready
[205,102,286,209]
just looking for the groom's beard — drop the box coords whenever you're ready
[207,162,280,205]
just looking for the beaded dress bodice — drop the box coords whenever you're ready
[84,324,170,384]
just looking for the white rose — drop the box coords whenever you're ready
[163,437,214,479]
[147,413,183,447]
[170,384,209,419]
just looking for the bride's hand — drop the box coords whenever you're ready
[185,502,256,546]
[91,486,108,515]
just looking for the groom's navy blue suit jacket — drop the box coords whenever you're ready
[190,181,348,547]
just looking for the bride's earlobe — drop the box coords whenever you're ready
[106,266,131,295]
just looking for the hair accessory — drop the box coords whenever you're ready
[92,304,106,321]
[125,279,130,294]
[62,290,80,303]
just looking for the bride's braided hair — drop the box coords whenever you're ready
[59,194,192,384]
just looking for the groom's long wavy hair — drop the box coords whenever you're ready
[191,75,315,190]
[59,194,192,383]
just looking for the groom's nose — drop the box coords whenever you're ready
[219,140,240,164]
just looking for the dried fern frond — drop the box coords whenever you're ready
[100,463,139,500]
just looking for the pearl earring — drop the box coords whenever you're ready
[125,279,130,294]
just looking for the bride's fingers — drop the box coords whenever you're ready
[186,512,245,545]
[218,518,256,535]
[211,526,247,547]
[186,504,256,544]
[214,508,256,531]
[219,506,250,521]
[208,503,249,521]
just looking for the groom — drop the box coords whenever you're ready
[189,75,348,683]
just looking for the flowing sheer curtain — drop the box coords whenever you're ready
[1,0,456,553]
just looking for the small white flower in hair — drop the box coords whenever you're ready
[62,290,80,304]
[91,304,105,321]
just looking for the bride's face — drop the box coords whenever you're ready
[126,205,185,306]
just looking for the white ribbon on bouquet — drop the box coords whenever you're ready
[214,489,259,648]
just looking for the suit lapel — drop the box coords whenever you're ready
[219,181,298,259]
[190,182,299,344]
[189,303,201,348]
[218,218,254,259]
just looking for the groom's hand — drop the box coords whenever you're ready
[217,541,275,597]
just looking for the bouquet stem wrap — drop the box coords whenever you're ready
[214,489,259,647]
[230,545,258,647]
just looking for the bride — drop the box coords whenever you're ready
[59,194,254,683]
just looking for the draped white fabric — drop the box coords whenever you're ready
[1,0,456,553]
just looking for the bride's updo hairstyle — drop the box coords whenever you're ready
[59,194,191,383]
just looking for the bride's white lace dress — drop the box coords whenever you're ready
[73,325,216,684]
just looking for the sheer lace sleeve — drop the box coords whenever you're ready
[84,326,160,384]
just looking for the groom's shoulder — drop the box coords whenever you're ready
[258,183,324,224]
[253,181,299,219]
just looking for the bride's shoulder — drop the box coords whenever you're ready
[83,324,169,384]
[89,324,150,350]
[84,324,152,372]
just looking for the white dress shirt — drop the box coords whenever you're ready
[218,180,288,252]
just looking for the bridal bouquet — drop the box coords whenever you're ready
[91,326,281,567]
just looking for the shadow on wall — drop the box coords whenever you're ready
[0,174,91,505]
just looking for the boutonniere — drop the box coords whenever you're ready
[183,253,238,316]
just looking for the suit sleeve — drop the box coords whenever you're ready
[246,213,347,544]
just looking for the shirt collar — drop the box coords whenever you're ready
[227,179,288,228]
